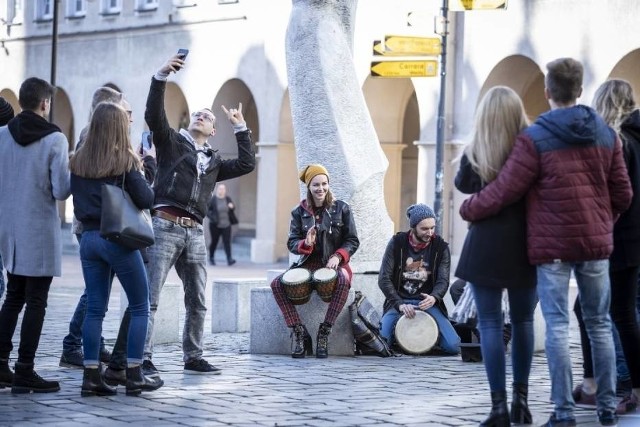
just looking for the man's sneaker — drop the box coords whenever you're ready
[597,409,618,426]
[540,414,577,427]
[141,360,159,378]
[99,348,112,364]
[12,365,60,394]
[184,359,222,375]
[59,351,84,368]
[616,393,638,414]
[0,362,13,388]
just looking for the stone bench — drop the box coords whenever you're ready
[249,272,382,356]
[120,282,182,345]
[211,278,267,333]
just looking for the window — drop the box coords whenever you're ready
[66,0,86,18]
[35,0,53,21]
[101,0,121,15]
[6,0,24,26]
[136,0,159,12]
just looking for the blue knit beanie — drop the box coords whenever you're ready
[406,203,436,228]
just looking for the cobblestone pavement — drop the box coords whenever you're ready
[0,253,638,426]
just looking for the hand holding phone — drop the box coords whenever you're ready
[176,48,189,71]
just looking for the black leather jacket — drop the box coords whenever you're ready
[145,77,255,222]
[287,200,359,268]
[378,232,451,314]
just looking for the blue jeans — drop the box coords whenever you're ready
[471,283,537,392]
[62,233,109,355]
[144,217,207,363]
[79,231,149,365]
[380,300,460,354]
[537,260,616,419]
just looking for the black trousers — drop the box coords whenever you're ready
[209,224,232,262]
[0,273,52,365]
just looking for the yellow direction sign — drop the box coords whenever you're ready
[371,60,438,78]
[384,35,441,56]
[450,0,507,10]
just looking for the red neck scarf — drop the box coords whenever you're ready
[408,230,432,251]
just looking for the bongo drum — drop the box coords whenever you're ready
[312,267,337,303]
[281,268,312,305]
[394,311,439,355]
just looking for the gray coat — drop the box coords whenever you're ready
[0,126,70,277]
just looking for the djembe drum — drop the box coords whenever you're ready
[394,311,439,355]
[312,267,337,303]
[281,268,312,305]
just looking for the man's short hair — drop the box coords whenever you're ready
[18,77,56,111]
[545,58,583,105]
[91,87,122,111]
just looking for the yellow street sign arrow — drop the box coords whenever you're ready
[384,35,442,56]
[450,0,507,10]
[370,60,438,78]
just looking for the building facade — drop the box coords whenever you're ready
[1,0,639,265]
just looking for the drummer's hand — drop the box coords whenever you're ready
[419,294,436,310]
[400,304,416,319]
[305,227,317,246]
[326,255,340,270]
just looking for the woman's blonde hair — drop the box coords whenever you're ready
[70,101,141,178]
[592,79,636,135]
[464,86,529,184]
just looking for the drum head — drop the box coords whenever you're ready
[394,311,439,355]
[312,267,337,282]
[282,268,311,285]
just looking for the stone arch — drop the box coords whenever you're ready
[362,76,420,231]
[164,82,189,130]
[609,49,640,93]
[0,89,19,116]
[479,55,547,121]
[50,87,74,224]
[212,78,258,237]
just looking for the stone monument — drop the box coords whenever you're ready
[285,0,394,274]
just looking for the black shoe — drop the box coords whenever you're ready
[12,362,60,394]
[539,414,577,427]
[291,325,313,358]
[126,365,164,396]
[227,259,236,266]
[0,360,13,388]
[81,366,117,397]
[597,409,618,426]
[316,322,332,359]
[184,359,222,375]
[510,382,532,424]
[480,391,510,427]
[59,350,84,368]
[103,367,127,386]
[141,360,159,378]
[99,348,112,364]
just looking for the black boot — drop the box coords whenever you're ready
[316,322,332,359]
[0,359,13,388]
[12,362,60,394]
[510,383,533,424]
[125,365,164,396]
[103,366,127,386]
[291,325,312,358]
[81,366,117,397]
[480,391,510,427]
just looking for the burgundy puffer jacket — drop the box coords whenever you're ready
[460,105,632,265]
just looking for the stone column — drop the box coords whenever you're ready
[285,0,393,272]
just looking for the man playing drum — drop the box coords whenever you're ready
[378,204,460,355]
[270,164,359,358]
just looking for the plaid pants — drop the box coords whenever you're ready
[271,258,351,328]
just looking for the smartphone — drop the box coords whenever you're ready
[141,131,153,151]
[177,48,189,60]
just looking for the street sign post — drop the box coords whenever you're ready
[370,60,438,78]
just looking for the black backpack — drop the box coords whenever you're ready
[349,291,393,357]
